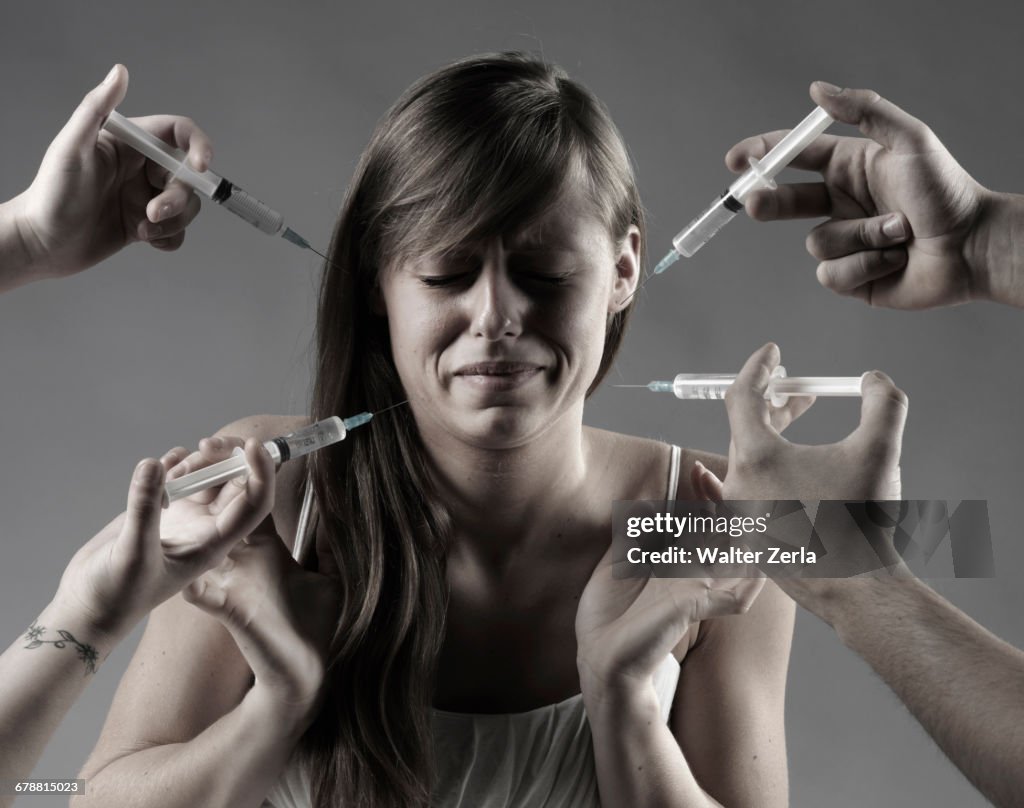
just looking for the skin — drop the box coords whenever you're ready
[0,439,275,807]
[694,343,1024,807]
[0,64,208,293]
[0,69,239,802]
[725,82,1024,310]
[80,186,800,807]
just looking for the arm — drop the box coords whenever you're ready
[808,575,1024,808]
[76,416,317,808]
[0,64,208,294]
[0,436,272,801]
[584,582,793,808]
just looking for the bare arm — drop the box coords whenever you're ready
[817,574,1024,808]
[76,415,313,808]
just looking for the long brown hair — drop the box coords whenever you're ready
[300,52,646,807]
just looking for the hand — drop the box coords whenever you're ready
[694,343,911,619]
[717,343,906,502]
[726,82,990,309]
[183,505,341,722]
[10,64,211,281]
[575,543,763,703]
[53,437,274,644]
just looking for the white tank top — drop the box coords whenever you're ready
[263,444,684,808]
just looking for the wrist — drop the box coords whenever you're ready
[242,681,320,740]
[31,595,126,672]
[0,193,48,284]
[966,189,1024,308]
[581,676,662,727]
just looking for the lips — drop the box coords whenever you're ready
[455,361,541,376]
[453,361,543,392]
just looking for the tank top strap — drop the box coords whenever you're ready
[665,443,682,502]
[292,474,318,563]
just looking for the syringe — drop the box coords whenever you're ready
[163,413,372,506]
[102,111,313,251]
[616,367,863,407]
[654,106,834,274]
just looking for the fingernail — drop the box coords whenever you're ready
[146,223,163,239]
[883,248,905,265]
[816,81,842,96]
[102,65,118,85]
[157,202,172,222]
[882,216,906,239]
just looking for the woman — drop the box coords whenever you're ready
[79,53,796,808]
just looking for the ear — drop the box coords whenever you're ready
[609,226,641,313]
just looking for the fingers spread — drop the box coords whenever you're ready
[809,83,935,153]
[816,247,907,294]
[807,213,910,260]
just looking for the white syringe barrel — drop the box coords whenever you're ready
[103,111,222,198]
[163,416,349,506]
[755,106,833,180]
[671,368,863,407]
[668,106,833,261]
[102,111,287,237]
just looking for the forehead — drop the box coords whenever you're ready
[508,183,610,249]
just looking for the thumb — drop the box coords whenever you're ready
[851,371,909,466]
[119,458,165,554]
[809,82,934,153]
[59,64,129,151]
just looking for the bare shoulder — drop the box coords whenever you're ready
[215,414,312,553]
[584,426,726,500]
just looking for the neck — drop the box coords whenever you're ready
[417,403,591,558]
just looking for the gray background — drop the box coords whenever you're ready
[2,1,1021,805]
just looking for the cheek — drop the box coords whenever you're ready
[384,292,455,377]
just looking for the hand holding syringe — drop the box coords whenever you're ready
[163,408,400,506]
[653,106,835,275]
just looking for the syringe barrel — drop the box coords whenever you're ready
[670,371,863,403]
[102,111,222,198]
[755,106,833,180]
[672,196,739,258]
[216,183,286,236]
[266,416,347,463]
[163,417,348,506]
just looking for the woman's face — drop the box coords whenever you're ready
[379,184,640,450]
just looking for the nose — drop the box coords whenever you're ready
[469,246,523,341]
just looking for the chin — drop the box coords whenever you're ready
[456,406,550,449]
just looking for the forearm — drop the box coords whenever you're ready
[585,687,722,808]
[0,194,44,294]
[969,190,1024,308]
[0,596,122,795]
[826,575,1024,808]
[77,688,309,808]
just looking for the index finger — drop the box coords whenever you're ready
[724,343,782,444]
[213,439,276,546]
[725,129,842,174]
[130,114,214,172]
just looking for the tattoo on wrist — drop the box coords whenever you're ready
[23,621,99,675]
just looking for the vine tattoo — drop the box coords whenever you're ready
[23,621,99,674]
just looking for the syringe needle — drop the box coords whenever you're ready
[372,398,410,416]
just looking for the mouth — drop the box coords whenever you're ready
[453,361,544,391]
